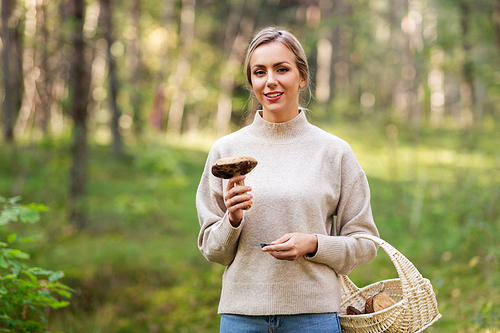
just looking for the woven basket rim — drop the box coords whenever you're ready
[343,277,401,291]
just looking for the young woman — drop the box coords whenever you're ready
[196,27,379,332]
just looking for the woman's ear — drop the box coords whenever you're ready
[299,77,307,89]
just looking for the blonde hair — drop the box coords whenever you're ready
[244,27,311,97]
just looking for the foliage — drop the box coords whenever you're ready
[2,0,500,331]
[2,0,500,142]
[1,124,498,332]
[0,197,73,333]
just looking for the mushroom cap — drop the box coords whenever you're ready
[211,156,258,179]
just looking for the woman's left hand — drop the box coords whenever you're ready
[262,233,318,261]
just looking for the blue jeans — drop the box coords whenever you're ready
[220,313,342,333]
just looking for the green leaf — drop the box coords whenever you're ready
[2,273,17,279]
[28,267,55,276]
[0,197,71,328]
[0,256,8,268]
[16,236,35,243]
[6,234,18,244]
[7,197,21,205]
[7,257,26,271]
[23,270,38,283]
[52,288,72,299]
[48,270,64,282]
[0,210,18,225]
[52,281,75,293]
[47,300,71,309]
[18,206,40,224]
[4,249,30,260]
[26,203,48,212]
[0,216,9,226]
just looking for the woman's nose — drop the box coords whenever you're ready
[266,73,277,87]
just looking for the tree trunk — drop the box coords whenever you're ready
[329,0,351,108]
[390,0,421,129]
[129,0,143,136]
[494,1,500,121]
[148,0,175,132]
[494,1,500,54]
[14,0,38,140]
[35,0,52,135]
[215,0,245,136]
[166,0,196,138]
[459,0,475,128]
[1,0,24,142]
[315,37,333,104]
[100,0,123,157]
[69,0,90,230]
[335,0,351,99]
[215,0,259,136]
[46,1,72,137]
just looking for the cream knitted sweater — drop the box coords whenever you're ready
[196,110,379,315]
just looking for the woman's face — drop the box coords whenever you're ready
[249,41,307,123]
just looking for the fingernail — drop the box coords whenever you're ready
[247,186,252,191]
[249,194,253,198]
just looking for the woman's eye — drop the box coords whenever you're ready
[254,70,265,76]
[277,67,289,73]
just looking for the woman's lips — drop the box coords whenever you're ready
[265,92,283,101]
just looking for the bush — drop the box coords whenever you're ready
[0,196,73,333]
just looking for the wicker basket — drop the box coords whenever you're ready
[338,234,442,333]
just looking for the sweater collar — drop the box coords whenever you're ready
[249,109,310,142]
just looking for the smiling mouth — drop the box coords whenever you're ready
[265,92,283,98]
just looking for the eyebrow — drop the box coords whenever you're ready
[252,61,291,70]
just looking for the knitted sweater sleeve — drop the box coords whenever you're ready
[196,149,243,266]
[305,147,379,275]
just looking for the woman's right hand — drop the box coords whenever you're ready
[224,175,253,227]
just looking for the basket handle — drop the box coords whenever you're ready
[351,233,386,245]
[338,235,381,297]
[350,234,425,299]
[339,274,360,297]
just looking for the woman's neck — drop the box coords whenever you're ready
[260,108,301,123]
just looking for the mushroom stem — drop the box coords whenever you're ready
[211,156,258,211]
[236,177,251,210]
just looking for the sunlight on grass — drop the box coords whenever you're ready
[1,121,499,332]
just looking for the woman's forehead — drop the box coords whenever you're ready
[250,42,296,67]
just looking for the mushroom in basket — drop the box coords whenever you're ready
[346,292,396,315]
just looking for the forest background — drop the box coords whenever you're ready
[1,0,499,331]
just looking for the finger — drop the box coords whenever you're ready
[263,234,293,251]
[262,242,289,252]
[227,197,253,212]
[227,186,252,198]
[271,233,293,245]
[225,182,251,201]
[226,175,246,191]
[263,233,300,252]
[225,193,253,208]
[267,249,300,261]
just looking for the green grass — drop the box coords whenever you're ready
[1,120,499,332]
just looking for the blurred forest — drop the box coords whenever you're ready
[1,0,500,332]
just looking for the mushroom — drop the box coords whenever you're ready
[211,156,258,210]
[365,292,396,314]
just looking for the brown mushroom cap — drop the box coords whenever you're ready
[211,156,258,179]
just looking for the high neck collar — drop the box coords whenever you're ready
[249,109,310,143]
